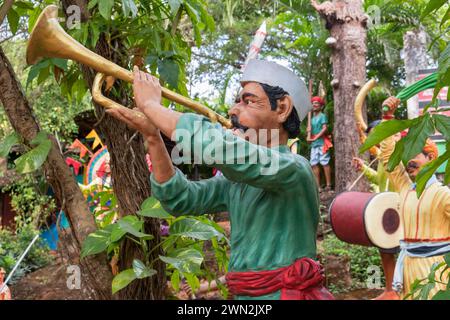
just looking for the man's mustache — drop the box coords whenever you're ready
[231,115,249,132]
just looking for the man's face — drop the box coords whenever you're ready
[228,82,281,143]
[406,152,434,181]
[312,101,322,112]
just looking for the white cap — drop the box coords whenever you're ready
[240,59,311,121]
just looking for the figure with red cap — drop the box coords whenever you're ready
[307,96,332,192]
[380,97,450,299]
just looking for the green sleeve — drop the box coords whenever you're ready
[361,164,379,185]
[174,114,307,192]
[150,168,228,216]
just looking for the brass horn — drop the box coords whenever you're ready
[26,5,232,128]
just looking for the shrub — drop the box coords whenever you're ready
[0,224,53,284]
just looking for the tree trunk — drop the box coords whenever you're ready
[61,0,166,299]
[0,46,112,299]
[312,0,370,192]
[403,27,429,119]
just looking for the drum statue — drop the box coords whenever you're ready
[329,192,403,251]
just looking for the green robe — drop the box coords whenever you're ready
[150,114,320,299]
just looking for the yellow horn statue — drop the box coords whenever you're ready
[354,79,380,157]
[26,5,232,129]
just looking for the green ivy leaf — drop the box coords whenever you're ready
[0,132,20,158]
[159,248,203,274]
[80,225,114,259]
[170,218,224,240]
[14,137,52,174]
[112,268,137,294]
[138,197,172,218]
[117,216,151,238]
[387,138,405,172]
[132,259,157,279]
[99,0,114,20]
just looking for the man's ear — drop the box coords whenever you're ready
[428,152,437,161]
[276,96,294,124]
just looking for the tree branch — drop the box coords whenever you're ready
[0,0,14,26]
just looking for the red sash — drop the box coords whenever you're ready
[226,257,335,300]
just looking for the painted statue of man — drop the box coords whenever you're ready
[382,97,450,299]
[107,60,334,300]
[307,97,332,191]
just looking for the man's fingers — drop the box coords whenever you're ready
[133,65,141,82]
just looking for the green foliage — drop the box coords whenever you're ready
[1,174,56,230]
[322,235,383,286]
[0,224,53,284]
[81,196,229,297]
[0,41,92,142]
[404,253,450,300]
[360,112,450,196]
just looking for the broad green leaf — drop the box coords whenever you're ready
[158,58,179,89]
[110,223,126,242]
[14,139,52,174]
[433,114,450,141]
[14,1,35,10]
[421,0,448,19]
[185,273,200,294]
[132,259,157,279]
[387,138,405,172]
[27,6,42,33]
[80,225,114,259]
[26,59,51,88]
[112,268,137,294]
[168,0,182,14]
[7,8,20,35]
[420,283,435,300]
[0,132,20,158]
[416,148,450,196]
[122,0,138,18]
[51,58,68,71]
[159,248,203,274]
[31,131,50,146]
[118,216,151,238]
[432,290,450,300]
[360,118,419,153]
[138,197,172,218]
[402,113,435,163]
[170,218,224,240]
[88,0,99,10]
[99,0,114,20]
[171,269,181,291]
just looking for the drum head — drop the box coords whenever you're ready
[364,192,403,250]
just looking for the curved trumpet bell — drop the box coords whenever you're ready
[27,5,232,128]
